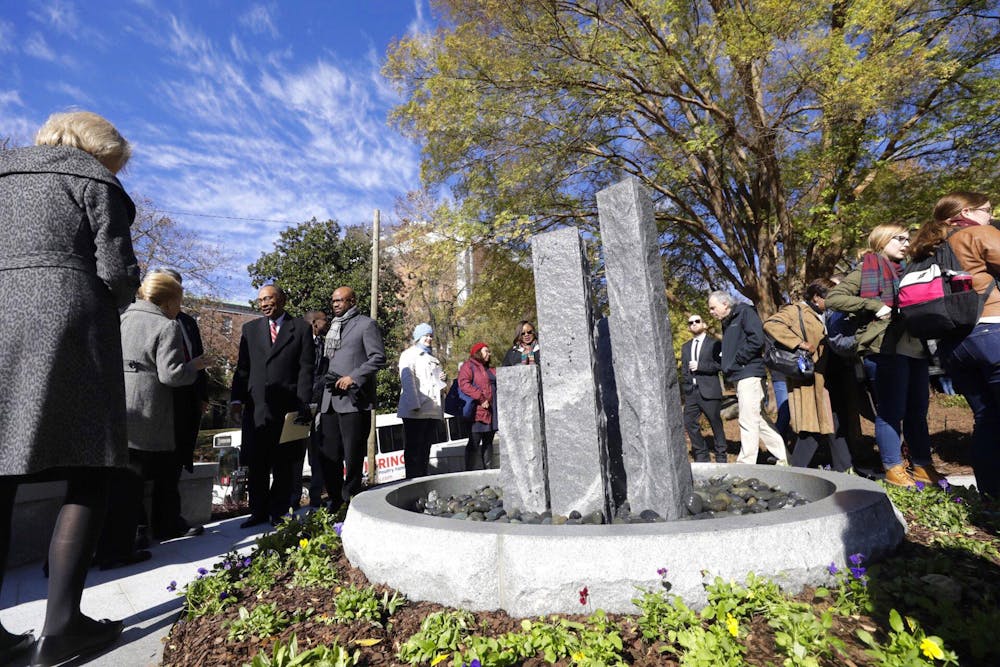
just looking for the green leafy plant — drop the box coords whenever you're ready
[325,585,406,628]
[857,609,959,666]
[814,554,872,616]
[183,570,239,620]
[396,610,476,664]
[670,622,745,667]
[226,602,311,641]
[769,608,846,667]
[633,588,699,642]
[244,633,361,667]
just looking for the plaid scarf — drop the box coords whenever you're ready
[325,306,358,354]
[859,251,900,307]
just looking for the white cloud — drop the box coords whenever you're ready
[407,0,431,39]
[45,81,93,105]
[239,4,279,39]
[30,0,80,36]
[23,32,56,61]
[0,20,15,53]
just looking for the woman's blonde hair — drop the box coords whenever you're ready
[138,273,182,306]
[35,111,131,173]
[867,223,909,255]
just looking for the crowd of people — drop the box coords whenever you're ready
[1,108,996,665]
[684,193,1000,499]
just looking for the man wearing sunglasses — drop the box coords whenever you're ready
[679,315,728,463]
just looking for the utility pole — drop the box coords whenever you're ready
[366,209,380,485]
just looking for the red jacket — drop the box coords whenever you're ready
[458,356,495,425]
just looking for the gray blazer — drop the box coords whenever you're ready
[121,300,198,451]
[320,314,386,414]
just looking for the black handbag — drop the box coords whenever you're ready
[763,305,815,381]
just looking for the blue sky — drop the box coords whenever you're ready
[1,0,432,299]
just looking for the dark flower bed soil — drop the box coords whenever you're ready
[165,395,992,666]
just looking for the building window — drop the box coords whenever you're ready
[221,316,233,336]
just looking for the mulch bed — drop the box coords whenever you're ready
[164,395,987,666]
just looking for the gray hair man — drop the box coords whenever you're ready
[707,291,788,465]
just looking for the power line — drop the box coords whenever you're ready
[151,208,314,224]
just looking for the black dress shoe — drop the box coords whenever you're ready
[239,515,270,529]
[30,619,123,667]
[183,524,205,537]
[0,632,34,664]
[98,549,152,571]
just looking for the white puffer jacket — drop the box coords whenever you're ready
[396,345,446,419]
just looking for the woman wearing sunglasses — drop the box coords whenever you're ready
[826,224,941,487]
[502,321,540,367]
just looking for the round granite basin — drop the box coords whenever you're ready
[342,463,905,616]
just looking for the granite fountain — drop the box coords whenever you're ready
[342,177,905,615]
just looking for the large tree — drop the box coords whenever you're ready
[247,219,406,410]
[386,0,1000,313]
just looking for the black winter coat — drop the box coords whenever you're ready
[719,302,767,382]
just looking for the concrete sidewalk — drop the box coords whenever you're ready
[0,515,273,666]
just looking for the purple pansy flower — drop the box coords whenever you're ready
[850,566,866,579]
[849,553,865,566]
[657,567,668,577]
[333,522,343,537]
[166,580,177,592]
[827,562,839,575]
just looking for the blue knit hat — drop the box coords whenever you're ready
[412,323,433,342]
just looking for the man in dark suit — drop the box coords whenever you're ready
[318,286,386,509]
[230,284,314,527]
[679,313,728,463]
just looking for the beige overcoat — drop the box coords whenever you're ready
[763,303,835,435]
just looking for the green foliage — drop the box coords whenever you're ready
[702,573,786,621]
[183,571,239,620]
[287,537,339,589]
[884,482,979,535]
[246,219,406,409]
[769,609,846,667]
[670,623,745,667]
[386,0,1000,311]
[244,634,360,667]
[856,609,959,666]
[633,589,699,642]
[395,610,476,664]
[814,555,873,616]
[329,585,406,628]
[226,602,303,642]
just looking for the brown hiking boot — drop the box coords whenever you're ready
[884,464,916,487]
[911,464,946,486]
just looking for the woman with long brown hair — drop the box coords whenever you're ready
[913,192,1000,497]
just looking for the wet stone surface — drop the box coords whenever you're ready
[411,476,812,524]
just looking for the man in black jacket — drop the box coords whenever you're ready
[679,314,728,463]
[230,285,314,527]
[708,291,787,466]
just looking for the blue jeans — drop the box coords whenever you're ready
[939,323,1000,497]
[772,375,790,439]
[869,354,931,468]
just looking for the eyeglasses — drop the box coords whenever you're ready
[521,330,535,336]
[688,318,702,325]
[971,205,993,214]
[892,235,910,245]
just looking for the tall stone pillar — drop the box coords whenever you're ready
[497,365,548,513]
[531,228,611,518]
[597,177,693,520]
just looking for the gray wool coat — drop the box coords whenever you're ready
[0,145,140,475]
[121,300,199,452]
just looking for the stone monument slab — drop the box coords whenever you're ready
[531,227,610,518]
[597,177,693,519]
[497,364,549,513]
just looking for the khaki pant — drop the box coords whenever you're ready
[735,377,788,465]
